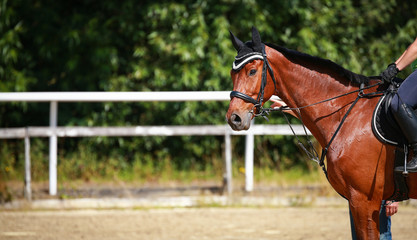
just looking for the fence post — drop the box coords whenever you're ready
[24,128,31,201]
[49,101,58,196]
[224,132,232,195]
[245,118,255,192]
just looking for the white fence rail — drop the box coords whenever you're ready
[0,91,231,102]
[0,125,309,138]
[0,92,311,200]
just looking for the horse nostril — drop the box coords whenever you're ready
[231,113,242,126]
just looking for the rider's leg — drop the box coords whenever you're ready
[390,70,417,172]
[391,102,417,172]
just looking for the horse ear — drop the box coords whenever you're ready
[251,26,263,51]
[229,30,244,51]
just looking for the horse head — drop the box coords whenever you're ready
[226,27,278,130]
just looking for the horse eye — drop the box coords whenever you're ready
[249,69,257,76]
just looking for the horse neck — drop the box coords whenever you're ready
[268,49,359,147]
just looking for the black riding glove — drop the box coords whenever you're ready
[380,63,400,83]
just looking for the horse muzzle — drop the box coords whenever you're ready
[227,111,253,131]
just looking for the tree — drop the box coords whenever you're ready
[1,0,417,181]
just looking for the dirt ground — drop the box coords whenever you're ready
[1,207,416,240]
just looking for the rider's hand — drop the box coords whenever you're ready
[385,201,399,217]
[270,98,287,109]
[380,63,400,83]
[269,98,297,118]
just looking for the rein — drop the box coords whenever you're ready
[229,45,386,176]
[261,81,383,119]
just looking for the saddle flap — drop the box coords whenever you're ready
[372,93,406,146]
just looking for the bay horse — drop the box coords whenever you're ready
[225,27,417,239]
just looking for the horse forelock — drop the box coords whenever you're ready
[265,43,369,86]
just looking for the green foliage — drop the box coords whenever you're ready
[1,0,417,182]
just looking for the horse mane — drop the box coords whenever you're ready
[265,43,369,86]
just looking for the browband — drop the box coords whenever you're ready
[232,53,263,71]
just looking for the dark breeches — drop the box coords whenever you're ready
[390,70,417,112]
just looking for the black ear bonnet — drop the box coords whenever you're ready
[230,27,264,71]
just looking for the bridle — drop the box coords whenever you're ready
[230,44,277,120]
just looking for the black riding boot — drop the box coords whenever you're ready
[392,103,417,172]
